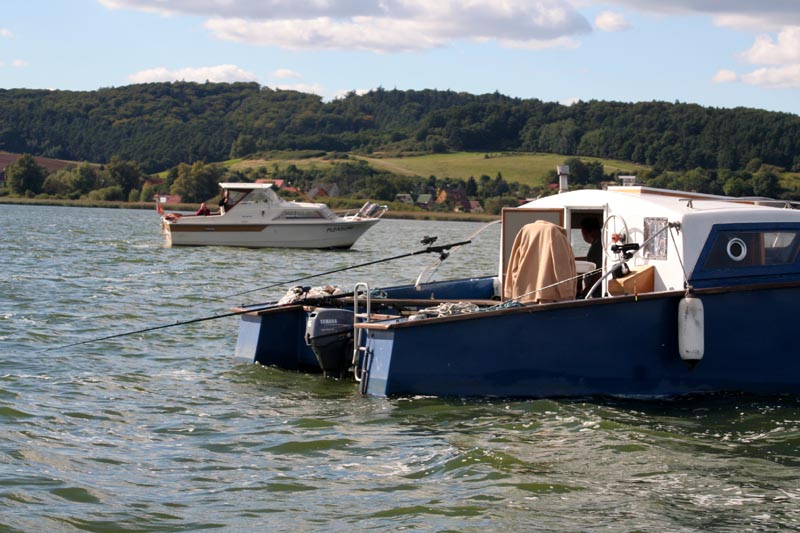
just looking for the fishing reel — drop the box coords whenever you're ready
[610,242,640,259]
[609,243,640,278]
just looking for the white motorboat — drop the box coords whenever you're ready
[159,183,386,248]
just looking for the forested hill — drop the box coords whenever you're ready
[1,82,799,174]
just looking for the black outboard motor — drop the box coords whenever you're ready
[304,308,354,378]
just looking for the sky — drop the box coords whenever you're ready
[1,1,799,115]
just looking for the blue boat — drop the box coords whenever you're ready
[234,180,800,398]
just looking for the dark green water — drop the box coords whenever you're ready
[2,204,800,532]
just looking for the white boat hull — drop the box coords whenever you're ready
[158,182,386,248]
[163,217,380,249]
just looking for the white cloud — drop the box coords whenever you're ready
[595,11,630,32]
[12,59,28,67]
[271,68,301,79]
[712,69,737,83]
[560,96,581,106]
[205,17,445,52]
[598,1,800,30]
[99,0,388,19]
[103,0,592,52]
[127,64,258,83]
[741,65,800,89]
[0,28,12,38]
[741,27,800,65]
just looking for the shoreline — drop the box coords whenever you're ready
[0,197,499,223]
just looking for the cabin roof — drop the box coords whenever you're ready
[524,186,800,224]
[218,182,275,190]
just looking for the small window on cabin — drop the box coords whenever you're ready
[704,232,763,268]
[282,210,324,219]
[643,218,669,260]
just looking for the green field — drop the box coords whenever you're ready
[230,151,650,188]
[355,152,649,187]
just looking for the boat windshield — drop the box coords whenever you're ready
[234,187,281,204]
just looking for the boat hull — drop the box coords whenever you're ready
[164,218,379,248]
[233,276,499,371]
[234,305,321,370]
[361,283,800,398]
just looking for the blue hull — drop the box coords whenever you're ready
[233,276,498,371]
[234,305,320,370]
[362,283,800,398]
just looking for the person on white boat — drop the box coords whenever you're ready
[196,202,211,216]
[580,217,602,298]
[218,191,230,214]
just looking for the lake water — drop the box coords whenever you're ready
[2,204,800,532]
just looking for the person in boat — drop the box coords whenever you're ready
[196,202,211,216]
[580,217,603,298]
[218,191,230,215]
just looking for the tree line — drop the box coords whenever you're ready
[1,83,798,175]
[3,148,790,215]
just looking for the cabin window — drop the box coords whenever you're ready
[643,218,669,260]
[702,230,800,269]
[763,231,800,265]
[280,210,325,219]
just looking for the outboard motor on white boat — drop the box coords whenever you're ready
[304,308,354,378]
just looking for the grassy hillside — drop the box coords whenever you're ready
[356,152,648,188]
[229,151,649,188]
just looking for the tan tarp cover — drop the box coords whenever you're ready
[503,220,577,304]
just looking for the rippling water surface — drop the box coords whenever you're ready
[2,204,800,532]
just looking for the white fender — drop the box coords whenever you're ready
[678,293,704,362]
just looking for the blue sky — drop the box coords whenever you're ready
[2,1,799,115]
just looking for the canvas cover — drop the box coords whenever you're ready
[503,220,577,304]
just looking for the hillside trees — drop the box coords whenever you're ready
[0,83,798,194]
[170,162,225,203]
[106,157,143,196]
[5,154,46,195]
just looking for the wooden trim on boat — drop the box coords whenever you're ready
[169,224,269,232]
[355,280,800,330]
[231,304,306,315]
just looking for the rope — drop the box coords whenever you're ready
[409,301,481,319]
[669,223,691,289]
[501,269,589,306]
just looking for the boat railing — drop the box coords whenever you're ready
[680,197,800,209]
[347,202,389,219]
[352,282,372,390]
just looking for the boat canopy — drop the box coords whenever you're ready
[219,182,282,205]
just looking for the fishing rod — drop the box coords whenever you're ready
[44,307,260,352]
[46,236,471,352]
[226,236,472,300]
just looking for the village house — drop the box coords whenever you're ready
[415,193,434,209]
[468,200,484,213]
[394,193,414,205]
[307,183,340,199]
[436,184,471,212]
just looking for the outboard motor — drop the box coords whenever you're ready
[304,308,354,378]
